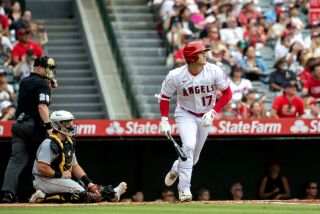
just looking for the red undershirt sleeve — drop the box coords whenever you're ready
[159,95,170,117]
[213,86,232,113]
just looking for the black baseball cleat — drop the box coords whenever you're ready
[0,191,18,203]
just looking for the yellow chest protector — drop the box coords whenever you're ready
[50,134,75,173]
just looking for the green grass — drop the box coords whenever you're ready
[1,203,320,214]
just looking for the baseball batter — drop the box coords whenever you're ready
[158,40,232,202]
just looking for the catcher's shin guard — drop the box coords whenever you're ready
[31,192,101,203]
[38,193,81,203]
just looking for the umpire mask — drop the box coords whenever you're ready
[45,58,56,80]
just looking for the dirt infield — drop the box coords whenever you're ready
[1,200,320,208]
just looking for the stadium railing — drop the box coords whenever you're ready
[96,0,141,118]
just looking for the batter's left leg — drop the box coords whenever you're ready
[164,160,179,186]
[193,121,210,166]
[175,114,198,200]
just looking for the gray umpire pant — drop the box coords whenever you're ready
[1,119,39,194]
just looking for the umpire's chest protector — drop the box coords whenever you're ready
[49,134,75,173]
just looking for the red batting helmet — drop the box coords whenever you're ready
[183,40,210,63]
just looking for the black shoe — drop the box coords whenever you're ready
[0,191,18,203]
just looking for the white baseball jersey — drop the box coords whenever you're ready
[161,63,231,113]
[230,78,252,102]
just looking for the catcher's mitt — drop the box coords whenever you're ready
[100,185,118,202]
[87,192,101,203]
[77,190,101,203]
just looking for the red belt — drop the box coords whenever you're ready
[181,107,205,117]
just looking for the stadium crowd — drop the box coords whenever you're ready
[152,0,319,119]
[0,0,47,122]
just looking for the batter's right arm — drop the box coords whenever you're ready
[158,72,177,138]
[159,95,171,139]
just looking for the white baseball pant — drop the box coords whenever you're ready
[170,107,210,193]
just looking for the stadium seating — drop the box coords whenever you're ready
[106,0,176,119]
[45,18,107,119]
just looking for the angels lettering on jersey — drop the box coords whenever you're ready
[161,63,231,113]
[182,84,215,96]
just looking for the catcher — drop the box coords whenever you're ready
[29,110,127,203]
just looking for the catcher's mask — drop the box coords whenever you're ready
[34,56,56,80]
[50,110,77,137]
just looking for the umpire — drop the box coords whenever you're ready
[0,56,58,202]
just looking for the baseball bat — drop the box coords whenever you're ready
[168,135,187,161]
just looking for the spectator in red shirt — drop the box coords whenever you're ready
[302,64,320,99]
[238,0,260,27]
[0,13,9,36]
[271,82,304,118]
[244,18,267,47]
[299,58,319,88]
[11,28,43,65]
[237,88,257,119]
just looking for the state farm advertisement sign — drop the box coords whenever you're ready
[0,121,13,137]
[76,119,319,137]
[0,119,319,138]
